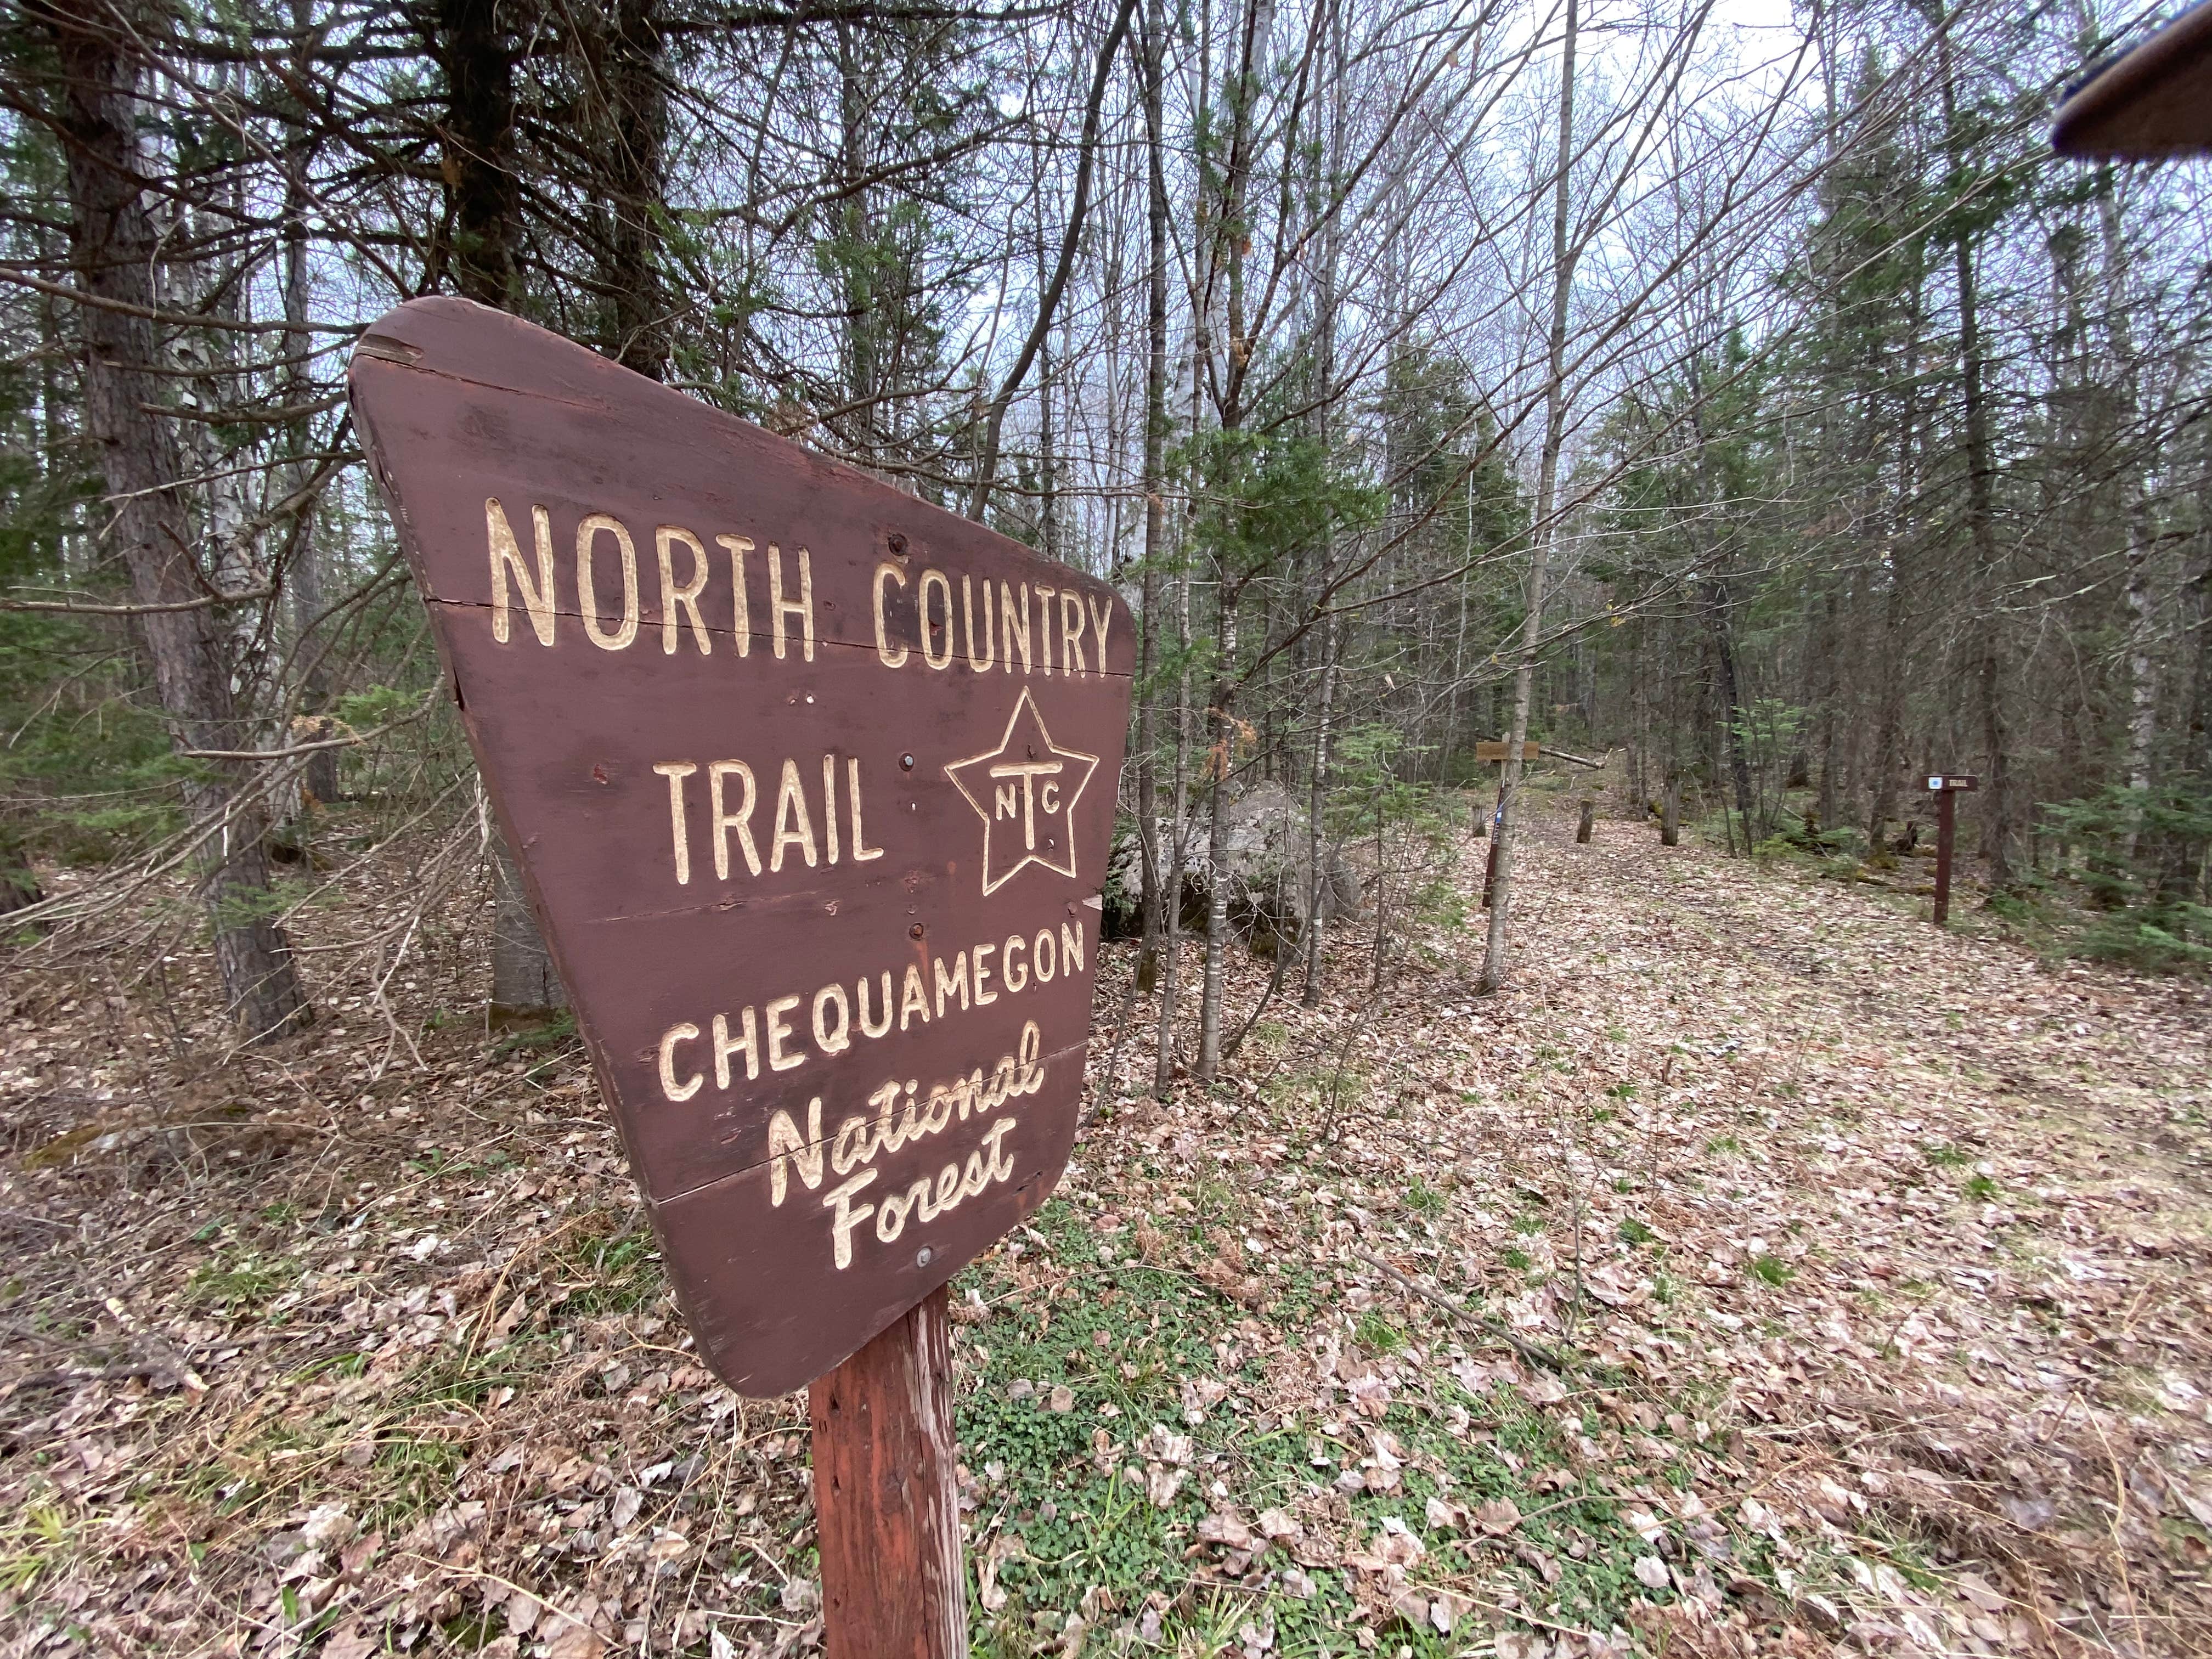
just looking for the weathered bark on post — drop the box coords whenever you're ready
[1661,780,1680,847]
[1933,788,1957,927]
[1577,799,1594,843]
[809,1285,966,1659]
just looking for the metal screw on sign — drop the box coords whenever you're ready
[1927,774,1979,926]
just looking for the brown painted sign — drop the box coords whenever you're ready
[348,298,1133,1396]
[1476,741,1540,762]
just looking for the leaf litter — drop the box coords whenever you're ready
[1,804,2207,1656]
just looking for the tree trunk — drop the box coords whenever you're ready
[1661,776,1681,847]
[1301,0,1345,1011]
[281,11,337,806]
[1195,590,1237,1077]
[1705,577,1756,838]
[439,0,563,1018]
[2095,164,2157,859]
[1193,0,1270,1077]
[1152,540,1192,1099]
[600,0,671,381]
[438,0,520,308]
[1934,11,2013,893]
[1479,0,1577,995]
[490,836,567,1022]
[1303,624,1336,1007]
[2156,454,2212,906]
[1133,0,1169,992]
[47,2,307,1040]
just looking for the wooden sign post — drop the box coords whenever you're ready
[1927,774,1978,926]
[349,298,1132,1657]
[1474,741,1538,907]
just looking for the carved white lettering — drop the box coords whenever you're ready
[1087,591,1114,672]
[768,1096,825,1204]
[657,526,713,654]
[962,576,996,672]
[768,543,814,661]
[713,1007,759,1085]
[770,758,818,872]
[933,950,969,1018]
[716,534,754,658]
[654,761,696,883]
[709,760,761,878]
[765,994,804,1070]
[920,569,955,670]
[873,562,908,668]
[812,983,851,1055]
[658,1023,702,1101]
[848,759,883,861]
[577,512,640,650]
[1059,590,1087,675]
[486,498,557,645]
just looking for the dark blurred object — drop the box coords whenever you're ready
[2053,1,2212,159]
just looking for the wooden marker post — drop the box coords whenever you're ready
[1475,742,1538,906]
[810,1286,964,1657]
[1927,774,1978,925]
[1577,799,1595,844]
[349,300,1132,1659]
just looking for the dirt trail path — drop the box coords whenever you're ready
[1285,811,2212,1655]
[1,809,2207,1657]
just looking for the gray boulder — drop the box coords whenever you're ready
[1102,782,1363,949]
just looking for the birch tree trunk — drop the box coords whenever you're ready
[1194,0,1272,1080]
[1479,0,1578,996]
[1301,0,1344,1011]
[1134,0,1169,990]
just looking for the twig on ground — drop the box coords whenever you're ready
[1348,1246,1573,1374]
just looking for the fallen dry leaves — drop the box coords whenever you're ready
[2,799,2207,1656]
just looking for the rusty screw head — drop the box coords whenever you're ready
[887,531,907,556]
[909,922,925,939]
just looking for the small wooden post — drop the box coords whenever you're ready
[1927,774,1978,927]
[1576,799,1594,844]
[809,1285,967,1659]
[1660,780,1680,847]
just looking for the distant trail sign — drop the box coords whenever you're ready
[1927,774,1978,928]
[349,298,1132,1397]
[1474,740,1541,763]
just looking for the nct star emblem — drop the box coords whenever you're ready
[945,689,1101,895]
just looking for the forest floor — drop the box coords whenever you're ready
[3,803,2210,1659]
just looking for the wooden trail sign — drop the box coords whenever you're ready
[1927,774,1978,927]
[348,298,1133,1398]
[1475,740,1541,763]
